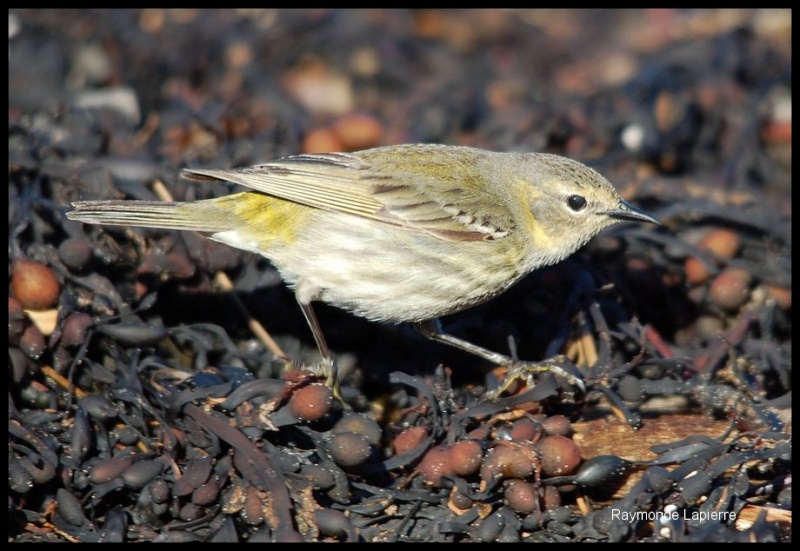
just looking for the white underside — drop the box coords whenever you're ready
[212,212,526,322]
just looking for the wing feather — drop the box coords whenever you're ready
[182,145,514,241]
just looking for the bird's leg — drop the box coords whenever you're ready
[413,319,585,397]
[296,298,342,400]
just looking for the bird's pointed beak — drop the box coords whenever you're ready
[603,199,660,225]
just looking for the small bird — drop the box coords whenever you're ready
[67,144,657,396]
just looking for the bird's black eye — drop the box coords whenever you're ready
[567,195,587,212]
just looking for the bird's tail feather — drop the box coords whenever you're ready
[66,200,235,233]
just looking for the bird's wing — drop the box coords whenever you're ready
[182,145,514,242]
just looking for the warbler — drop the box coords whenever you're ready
[67,143,657,395]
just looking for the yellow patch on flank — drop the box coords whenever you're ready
[216,192,315,247]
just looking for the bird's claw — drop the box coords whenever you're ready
[486,355,586,399]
